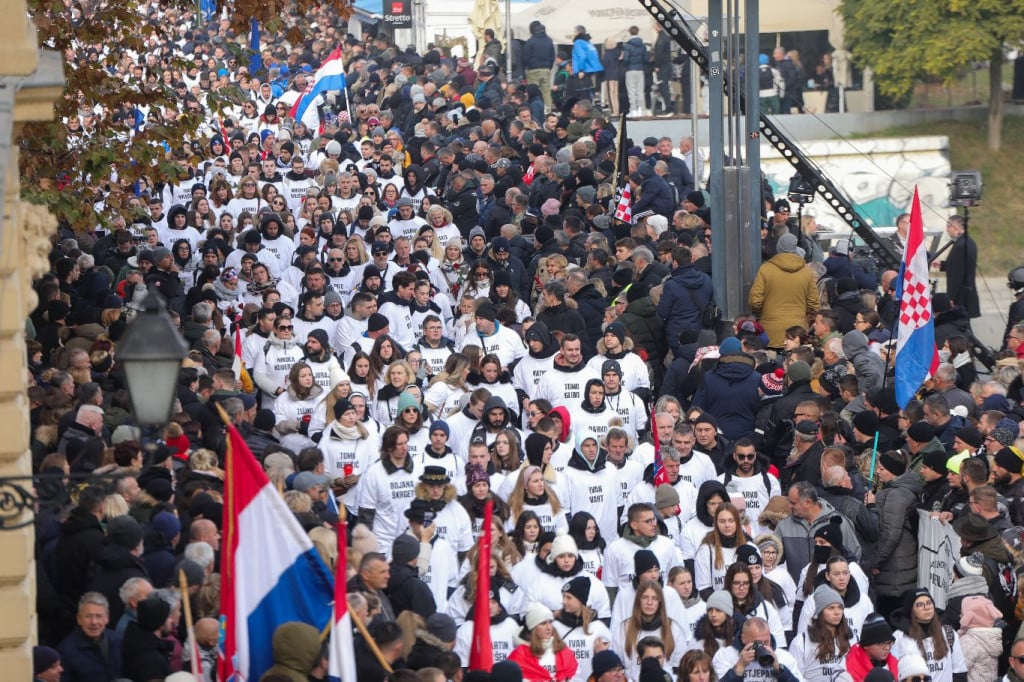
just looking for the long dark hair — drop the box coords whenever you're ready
[908,595,948,660]
[807,605,853,661]
[510,510,542,557]
[694,612,736,658]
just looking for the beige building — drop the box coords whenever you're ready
[0,3,64,678]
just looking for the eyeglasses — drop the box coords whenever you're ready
[731,580,751,586]
[639,517,657,524]
[1014,656,1024,663]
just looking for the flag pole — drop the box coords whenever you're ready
[350,608,393,673]
[179,569,202,679]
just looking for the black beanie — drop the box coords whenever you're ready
[633,549,660,577]
[561,575,591,605]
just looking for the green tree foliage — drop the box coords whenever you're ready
[839,0,1024,149]
[20,0,350,231]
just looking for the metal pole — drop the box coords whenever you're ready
[505,0,513,78]
[709,0,725,328]
[742,0,762,307]
[691,59,700,186]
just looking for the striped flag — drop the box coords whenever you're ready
[613,183,633,224]
[327,522,357,682]
[290,47,346,132]
[895,187,939,408]
[218,422,334,681]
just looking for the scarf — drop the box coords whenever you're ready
[556,611,583,628]
[212,279,241,302]
[721,534,737,548]
[952,351,972,369]
[623,529,656,548]
[639,615,661,631]
[246,276,280,298]
[524,490,549,506]
[330,421,365,441]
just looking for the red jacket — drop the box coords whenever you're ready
[845,644,897,681]
[507,644,578,682]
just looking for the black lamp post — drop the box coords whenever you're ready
[116,292,188,426]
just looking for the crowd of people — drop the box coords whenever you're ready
[26,3,1024,682]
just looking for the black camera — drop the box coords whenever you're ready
[752,642,774,667]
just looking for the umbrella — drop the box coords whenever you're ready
[469,0,503,61]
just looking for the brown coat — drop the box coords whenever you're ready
[748,252,819,347]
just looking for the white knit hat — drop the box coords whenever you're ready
[525,603,554,630]
[897,654,929,680]
[546,533,578,564]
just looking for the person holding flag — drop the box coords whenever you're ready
[894,187,939,411]
[290,46,348,133]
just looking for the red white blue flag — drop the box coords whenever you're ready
[895,187,939,408]
[290,47,346,132]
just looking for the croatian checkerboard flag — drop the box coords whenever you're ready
[290,47,346,132]
[895,187,939,408]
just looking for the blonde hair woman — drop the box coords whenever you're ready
[508,465,567,535]
[423,352,471,419]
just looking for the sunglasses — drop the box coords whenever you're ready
[276,325,293,330]
[736,453,756,461]
[329,257,344,262]
[906,677,931,682]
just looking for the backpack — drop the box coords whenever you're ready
[686,285,721,330]
[758,65,775,91]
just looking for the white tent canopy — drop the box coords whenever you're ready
[511,0,844,51]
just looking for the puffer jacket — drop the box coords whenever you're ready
[842,330,885,396]
[571,282,607,354]
[622,36,647,71]
[960,627,1002,682]
[619,296,666,366]
[692,353,761,440]
[572,36,603,75]
[522,21,555,70]
[873,469,922,596]
[657,264,713,352]
[749,252,819,347]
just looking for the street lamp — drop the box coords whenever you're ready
[117,292,188,426]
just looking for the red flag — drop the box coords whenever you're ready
[328,522,357,682]
[469,499,494,671]
[219,118,231,154]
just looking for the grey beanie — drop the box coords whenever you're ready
[553,162,571,180]
[812,584,844,618]
[706,590,734,617]
[777,233,798,254]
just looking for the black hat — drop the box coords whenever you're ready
[954,512,997,543]
[145,476,174,501]
[391,534,420,564]
[859,613,895,646]
[878,450,907,476]
[405,498,436,524]
[685,191,705,208]
[773,198,791,213]
[493,270,512,288]
[136,595,171,632]
[642,136,658,147]
[601,359,622,377]
[604,321,626,343]
[853,411,879,437]
[994,446,1024,474]
[32,646,60,675]
[358,205,375,220]
[492,660,524,682]
[367,312,389,333]
[922,449,950,473]
[955,425,984,449]
[592,651,626,681]
[332,399,356,419]
[633,549,659,576]
[735,544,762,566]
[813,516,845,552]
[420,465,451,485]
[900,587,932,617]
[561,575,591,605]
[907,421,936,443]
[475,302,498,322]
[534,224,555,245]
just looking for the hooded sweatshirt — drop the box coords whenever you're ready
[512,320,558,393]
[564,430,619,540]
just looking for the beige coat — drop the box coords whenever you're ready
[748,252,820,347]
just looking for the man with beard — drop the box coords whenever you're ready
[468,396,519,450]
[535,334,598,405]
[585,321,650,398]
[292,291,336,345]
[991,446,1024,525]
[781,420,825,488]
[389,196,427,241]
[718,439,779,535]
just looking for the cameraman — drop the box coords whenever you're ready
[711,617,800,681]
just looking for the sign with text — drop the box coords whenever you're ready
[383,0,412,27]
